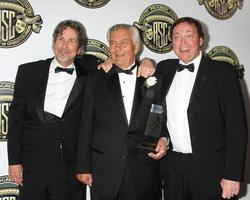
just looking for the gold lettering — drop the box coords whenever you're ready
[0,197,17,200]
[9,11,15,39]
[153,22,168,48]
[208,0,215,7]
[227,0,235,9]
[0,103,10,135]
[0,10,16,41]
[212,0,228,14]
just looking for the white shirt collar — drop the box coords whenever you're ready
[50,58,76,73]
[179,51,202,73]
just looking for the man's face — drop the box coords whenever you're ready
[53,27,80,67]
[109,28,139,69]
[172,22,203,64]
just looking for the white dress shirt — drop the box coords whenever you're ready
[44,58,76,118]
[166,52,202,153]
[118,64,137,124]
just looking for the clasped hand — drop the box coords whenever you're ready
[98,58,155,78]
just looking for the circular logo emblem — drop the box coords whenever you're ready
[207,46,244,79]
[198,0,244,20]
[133,4,178,54]
[0,175,19,199]
[85,39,110,64]
[0,82,14,141]
[0,0,43,48]
[74,0,110,8]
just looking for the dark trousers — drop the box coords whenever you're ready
[90,162,137,200]
[19,158,85,200]
[162,151,238,200]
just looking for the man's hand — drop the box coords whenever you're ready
[220,178,240,199]
[137,58,156,78]
[9,164,23,186]
[98,58,113,73]
[98,57,156,77]
[148,137,169,160]
[76,173,93,187]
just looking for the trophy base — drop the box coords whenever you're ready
[139,136,158,152]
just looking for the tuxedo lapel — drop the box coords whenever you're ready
[33,62,51,121]
[108,73,128,126]
[32,59,88,120]
[188,56,208,108]
[63,68,87,114]
[158,60,179,102]
[160,57,209,108]
[161,71,176,102]
[129,76,144,125]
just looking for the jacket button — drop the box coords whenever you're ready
[122,154,128,159]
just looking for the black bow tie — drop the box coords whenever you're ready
[115,63,137,75]
[55,66,74,75]
[176,63,194,72]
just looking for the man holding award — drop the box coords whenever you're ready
[76,24,169,200]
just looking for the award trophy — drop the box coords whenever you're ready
[140,104,164,152]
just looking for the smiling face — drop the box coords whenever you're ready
[172,22,203,64]
[109,28,139,69]
[53,27,80,67]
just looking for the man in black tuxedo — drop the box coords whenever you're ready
[76,24,169,200]
[8,19,156,200]
[7,19,98,200]
[157,17,248,200]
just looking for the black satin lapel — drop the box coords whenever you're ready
[108,73,128,126]
[129,77,144,124]
[63,74,86,114]
[161,71,176,102]
[33,68,50,121]
[188,63,208,107]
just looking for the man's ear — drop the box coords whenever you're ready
[134,42,141,55]
[199,37,204,47]
[77,47,83,56]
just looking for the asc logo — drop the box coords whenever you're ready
[198,0,244,20]
[0,82,14,141]
[0,175,19,200]
[207,46,245,79]
[0,0,43,48]
[74,0,110,9]
[134,4,178,54]
[85,39,110,64]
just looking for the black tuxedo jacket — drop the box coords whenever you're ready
[8,54,98,169]
[76,68,167,199]
[157,55,247,191]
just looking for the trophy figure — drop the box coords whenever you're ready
[140,104,164,151]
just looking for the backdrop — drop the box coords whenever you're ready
[0,0,249,199]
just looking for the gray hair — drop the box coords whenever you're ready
[52,19,88,55]
[106,23,142,51]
